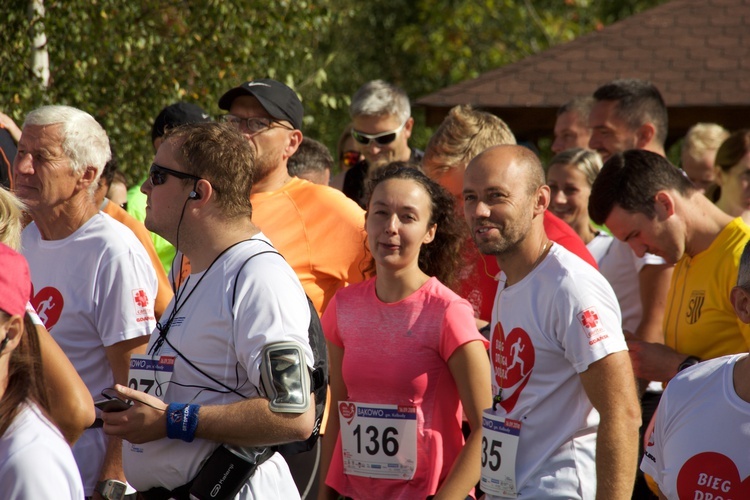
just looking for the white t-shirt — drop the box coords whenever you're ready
[641,354,750,499]
[0,402,84,499]
[587,233,665,334]
[21,213,157,494]
[123,236,312,499]
[488,243,627,499]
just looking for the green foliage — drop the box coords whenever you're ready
[1,0,345,183]
[315,0,667,158]
[0,0,666,182]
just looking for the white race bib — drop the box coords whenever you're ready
[128,354,175,400]
[338,401,417,480]
[481,409,521,498]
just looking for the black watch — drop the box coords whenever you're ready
[677,355,701,373]
[95,479,127,500]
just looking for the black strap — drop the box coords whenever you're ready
[155,241,280,399]
[137,481,193,500]
[231,246,319,401]
[137,448,275,500]
[231,248,283,308]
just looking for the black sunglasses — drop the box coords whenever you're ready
[149,163,202,187]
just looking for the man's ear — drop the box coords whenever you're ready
[189,179,214,206]
[535,185,550,215]
[636,123,656,149]
[653,191,675,219]
[403,117,414,141]
[731,286,750,324]
[77,166,99,192]
[283,130,303,160]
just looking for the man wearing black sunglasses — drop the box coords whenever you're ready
[343,80,423,208]
[126,102,212,276]
[105,122,316,500]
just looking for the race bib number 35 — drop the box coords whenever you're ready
[339,401,417,480]
[481,409,521,498]
[128,354,175,400]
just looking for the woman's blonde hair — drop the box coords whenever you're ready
[0,189,25,250]
[548,148,603,187]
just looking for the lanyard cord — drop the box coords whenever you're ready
[491,239,551,411]
[168,183,198,296]
[492,280,506,411]
[150,238,257,356]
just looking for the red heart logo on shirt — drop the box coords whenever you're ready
[30,286,64,331]
[677,452,750,499]
[339,402,356,425]
[491,323,535,413]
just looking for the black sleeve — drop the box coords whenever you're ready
[0,129,15,189]
[342,161,367,209]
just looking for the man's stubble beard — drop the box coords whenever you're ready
[472,206,533,258]
[473,230,525,257]
[252,148,279,184]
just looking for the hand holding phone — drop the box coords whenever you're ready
[95,388,133,412]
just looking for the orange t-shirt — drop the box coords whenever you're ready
[250,177,367,315]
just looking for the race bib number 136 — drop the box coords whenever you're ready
[339,401,417,480]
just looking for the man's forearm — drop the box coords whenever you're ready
[595,411,640,500]
[196,396,316,448]
[98,435,126,484]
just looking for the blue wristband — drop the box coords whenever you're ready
[166,403,200,442]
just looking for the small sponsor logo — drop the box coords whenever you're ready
[133,289,149,308]
[686,291,705,324]
[339,402,356,424]
[577,307,606,339]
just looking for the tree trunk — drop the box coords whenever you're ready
[28,0,49,88]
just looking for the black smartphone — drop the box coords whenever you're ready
[95,388,133,412]
[94,398,132,412]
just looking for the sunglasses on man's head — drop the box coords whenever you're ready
[149,163,203,187]
[351,121,407,146]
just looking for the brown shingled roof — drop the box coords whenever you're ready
[417,0,750,142]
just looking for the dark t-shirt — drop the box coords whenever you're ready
[342,147,424,208]
[0,128,16,189]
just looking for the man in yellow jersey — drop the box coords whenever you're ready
[590,149,750,382]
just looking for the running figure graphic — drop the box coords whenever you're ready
[507,337,526,377]
[36,295,56,326]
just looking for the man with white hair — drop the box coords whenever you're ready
[14,105,157,500]
[343,80,423,207]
